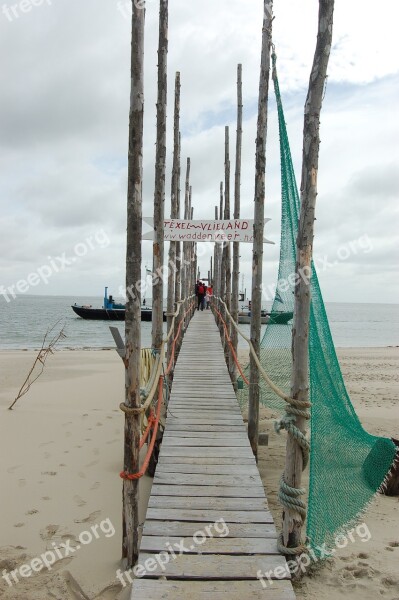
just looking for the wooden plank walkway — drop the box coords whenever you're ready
[131,310,296,599]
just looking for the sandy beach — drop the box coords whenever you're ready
[0,347,398,599]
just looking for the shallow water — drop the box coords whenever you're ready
[0,295,398,350]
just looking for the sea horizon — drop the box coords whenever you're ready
[0,294,398,351]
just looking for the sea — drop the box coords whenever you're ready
[0,295,398,351]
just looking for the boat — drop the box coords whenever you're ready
[71,287,166,322]
[237,305,293,325]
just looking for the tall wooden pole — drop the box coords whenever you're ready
[213,206,219,294]
[167,72,180,369]
[282,0,335,554]
[182,158,190,312]
[174,131,182,349]
[223,126,232,371]
[152,0,168,351]
[231,63,243,385]
[219,181,225,337]
[123,1,145,567]
[248,0,273,459]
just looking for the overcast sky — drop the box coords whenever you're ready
[0,0,398,304]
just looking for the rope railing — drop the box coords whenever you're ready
[120,297,195,481]
[212,295,311,555]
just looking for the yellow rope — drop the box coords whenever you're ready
[121,296,194,423]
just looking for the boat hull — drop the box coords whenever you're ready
[237,311,293,325]
[71,305,166,322]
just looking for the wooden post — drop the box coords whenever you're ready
[223,126,232,370]
[151,0,168,351]
[282,0,335,553]
[182,158,191,314]
[219,181,226,338]
[231,63,243,386]
[174,131,182,351]
[248,0,273,459]
[123,1,145,567]
[213,206,219,297]
[224,128,231,305]
[167,72,180,370]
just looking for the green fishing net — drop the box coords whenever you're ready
[238,54,396,555]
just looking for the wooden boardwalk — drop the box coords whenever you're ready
[131,310,295,599]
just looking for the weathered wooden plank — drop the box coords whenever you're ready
[145,508,273,523]
[165,419,244,426]
[166,424,245,432]
[154,472,261,487]
[137,553,290,579]
[140,535,278,554]
[148,495,268,510]
[132,579,296,600]
[150,484,265,498]
[157,456,255,466]
[161,437,250,447]
[160,447,252,458]
[142,520,277,538]
[165,412,243,420]
[156,463,259,475]
[163,429,246,437]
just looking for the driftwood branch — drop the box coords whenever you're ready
[8,320,66,410]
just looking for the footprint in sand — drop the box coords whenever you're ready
[78,471,86,479]
[65,431,72,438]
[90,482,100,491]
[41,496,51,501]
[41,471,57,476]
[39,441,55,448]
[106,416,113,420]
[25,509,39,515]
[85,459,99,468]
[14,522,25,528]
[389,541,399,548]
[7,465,22,474]
[106,439,118,445]
[40,524,59,540]
[18,479,26,488]
[85,438,92,442]
[73,495,87,507]
[62,421,73,427]
[82,413,89,417]
[96,422,103,427]
[74,510,101,524]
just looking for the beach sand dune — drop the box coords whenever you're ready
[0,347,398,599]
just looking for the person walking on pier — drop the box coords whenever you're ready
[196,281,205,311]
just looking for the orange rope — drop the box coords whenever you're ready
[120,376,163,481]
[120,300,195,481]
[139,411,156,449]
[213,303,249,386]
[165,301,193,375]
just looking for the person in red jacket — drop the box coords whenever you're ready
[196,281,205,311]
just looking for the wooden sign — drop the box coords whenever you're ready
[142,218,273,244]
